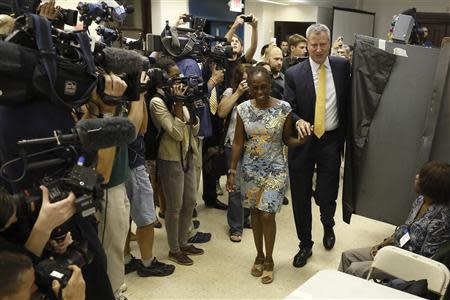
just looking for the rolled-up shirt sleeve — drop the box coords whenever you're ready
[150,97,186,142]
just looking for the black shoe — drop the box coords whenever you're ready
[323,226,336,250]
[187,232,211,243]
[192,207,198,218]
[283,197,289,205]
[158,211,165,219]
[293,247,312,268]
[137,258,175,277]
[205,199,228,210]
[193,220,200,229]
[125,255,141,274]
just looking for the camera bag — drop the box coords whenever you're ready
[0,38,38,105]
[31,14,97,109]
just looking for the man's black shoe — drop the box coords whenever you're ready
[137,258,175,277]
[205,199,228,210]
[293,247,312,268]
[125,255,141,274]
[283,197,289,205]
[323,226,335,250]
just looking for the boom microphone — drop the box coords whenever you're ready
[95,45,144,75]
[18,117,136,150]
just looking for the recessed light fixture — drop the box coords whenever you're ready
[259,0,289,5]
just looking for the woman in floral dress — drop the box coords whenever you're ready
[226,66,305,284]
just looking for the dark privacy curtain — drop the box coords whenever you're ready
[343,40,396,223]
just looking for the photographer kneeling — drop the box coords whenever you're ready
[149,57,204,266]
[0,188,85,300]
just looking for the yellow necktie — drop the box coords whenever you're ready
[314,64,326,138]
[210,87,218,115]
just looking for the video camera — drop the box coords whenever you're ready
[0,0,78,26]
[168,75,206,105]
[77,0,134,28]
[0,12,149,108]
[146,18,234,68]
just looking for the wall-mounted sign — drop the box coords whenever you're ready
[228,0,243,13]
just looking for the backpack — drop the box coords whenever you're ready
[144,92,165,161]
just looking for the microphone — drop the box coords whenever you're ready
[18,117,136,151]
[95,45,144,75]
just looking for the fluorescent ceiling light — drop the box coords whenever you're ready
[259,0,289,5]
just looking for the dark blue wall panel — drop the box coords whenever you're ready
[189,0,245,40]
[189,0,244,22]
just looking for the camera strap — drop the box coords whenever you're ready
[31,14,97,109]
[161,26,196,58]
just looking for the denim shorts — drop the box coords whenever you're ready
[125,165,156,227]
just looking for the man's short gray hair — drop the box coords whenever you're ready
[306,23,331,40]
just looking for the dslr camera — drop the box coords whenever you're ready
[35,241,93,291]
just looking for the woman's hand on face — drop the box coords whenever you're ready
[226,174,236,192]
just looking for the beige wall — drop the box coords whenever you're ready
[150,0,189,34]
[244,1,318,61]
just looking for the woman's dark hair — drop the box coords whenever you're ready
[230,63,250,92]
[247,66,272,85]
[155,56,177,74]
[418,161,450,204]
[147,56,177,96]
[0,190,15,230]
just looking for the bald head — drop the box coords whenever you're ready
[265,46,283,74]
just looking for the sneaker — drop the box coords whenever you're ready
[216,180,224,195]
[180,244,204,256]
[137,258,175,277]
[193,220,200,229]
[125,255,141,274]
[187,232,211,243]
[168,251,193,266]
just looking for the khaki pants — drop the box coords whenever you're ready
[158,158,197,253]
[338,247,388,279]
[97,183,130,294]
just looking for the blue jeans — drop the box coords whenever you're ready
[225,145,250,235]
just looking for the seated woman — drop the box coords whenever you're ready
[339,161,450,278]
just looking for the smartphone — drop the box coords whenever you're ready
[240,15,252,23]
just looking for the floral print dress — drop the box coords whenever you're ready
[236,100,291,213]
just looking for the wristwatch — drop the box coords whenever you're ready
[228,169,236,175]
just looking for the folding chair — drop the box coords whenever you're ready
[366,246,450,299]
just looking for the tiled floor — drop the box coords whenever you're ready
[124,177,395,299]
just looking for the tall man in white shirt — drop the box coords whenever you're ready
[284,23,351,268]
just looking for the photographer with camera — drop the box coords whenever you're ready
[0,251,85,300]
[84,73,141,300]
[122,73,176,278]
[0,191,86,300]
[224,13,258,88]
[149,57,204,266]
